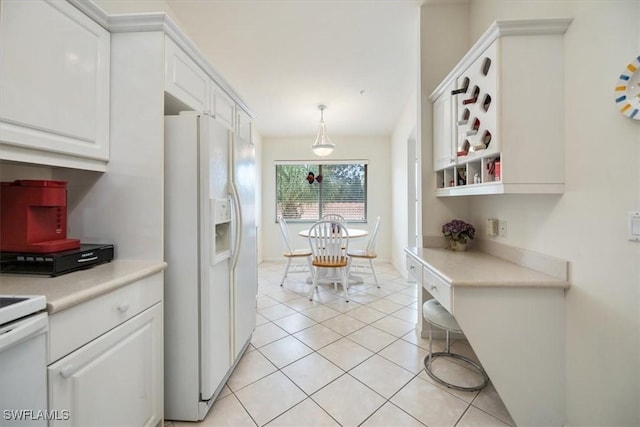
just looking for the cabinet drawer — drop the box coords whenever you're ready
[406,254,423,284]
[423,267,453,313]
[49,273,163,364]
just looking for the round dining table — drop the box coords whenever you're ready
[298,228,368,239]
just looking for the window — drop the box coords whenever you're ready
[276,161,367,222]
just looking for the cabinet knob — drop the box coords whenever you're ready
[430,285,437,292]
[409,265,415,271]
[59,365,74,379]
[117,303,130,313]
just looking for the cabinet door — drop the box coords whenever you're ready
[432,82,456,171]
[165,36,208,112]
[236,108,252,142]
[0,0,110,164]
[48,304,163,427]
[209,81,236,131]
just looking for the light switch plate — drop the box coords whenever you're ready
[499,220,508,238]
[629,211,640,241]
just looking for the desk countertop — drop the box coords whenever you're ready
[405,247,569,289]
[0,260,167,314]
[406,245,569,426]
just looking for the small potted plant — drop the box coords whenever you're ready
[442,219,475,251]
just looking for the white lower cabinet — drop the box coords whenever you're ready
[47,275,163,426]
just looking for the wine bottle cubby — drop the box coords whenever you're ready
[429,19,572,196]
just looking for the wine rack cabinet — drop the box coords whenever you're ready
[430,19,572,197]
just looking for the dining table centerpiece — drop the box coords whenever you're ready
[442,219,475,251]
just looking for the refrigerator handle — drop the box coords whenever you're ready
[229,179,243,270]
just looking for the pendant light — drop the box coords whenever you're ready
[311,104,335,157]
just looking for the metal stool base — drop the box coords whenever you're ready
[424,351,489,392]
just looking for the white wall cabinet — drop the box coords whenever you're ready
[432,80,457,171]
[209,81,236,131]
[164,35,209,113]
[47,274,163,426]
[0,0,110,171]
[236,108,252,142]
[430,19,572,196]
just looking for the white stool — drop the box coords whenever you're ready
[422,298,489,392]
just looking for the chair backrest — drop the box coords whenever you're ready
[307,220,349,262]
[366,216,381,254]
[278,216,293,253]
[322,214,346,223]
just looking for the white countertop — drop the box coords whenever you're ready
[0,260,167,314]
[405,247,570,288]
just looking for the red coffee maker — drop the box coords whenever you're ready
[0,180,80,253]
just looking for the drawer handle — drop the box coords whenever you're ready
[59,365,74,379]
[117,303,130,313]
[430,285,437,292]
[409,266,415,271]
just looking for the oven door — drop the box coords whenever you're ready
[0,312,48,426]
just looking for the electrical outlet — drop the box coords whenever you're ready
[499,220,507,238]
[487,218,499,237]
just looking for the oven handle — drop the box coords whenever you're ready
[0,312,48,352]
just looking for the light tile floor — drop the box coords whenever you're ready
[166,261,515,427]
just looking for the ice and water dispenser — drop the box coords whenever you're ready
[212,198,232,264]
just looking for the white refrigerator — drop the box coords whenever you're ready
[163,113,257,421]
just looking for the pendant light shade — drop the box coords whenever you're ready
[311,105,335,157]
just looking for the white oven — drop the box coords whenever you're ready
[0,295,48,426]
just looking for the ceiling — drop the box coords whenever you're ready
[165,0,422,138]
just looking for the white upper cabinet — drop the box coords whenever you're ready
[209,81,236,131]
[0,0,110,171]
[430,19,572,196]
[164,35,208,113]
[236,108,252,142]
[432,79,457,171]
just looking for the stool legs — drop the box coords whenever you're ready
[424,322,489,392]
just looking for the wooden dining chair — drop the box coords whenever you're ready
[347,216,381,288]
[307,220,351,302]
[278,216,313,287]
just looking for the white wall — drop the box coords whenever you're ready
[420,3,472,241]
[261,135,391,262]
[421,1,640,425]
[390,93,418,272]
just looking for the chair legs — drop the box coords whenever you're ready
[369,259,380,288]
[306,257,314,277]
[280,258,293,287]
[342,266,350,302]
[308,267,350,302]
[308,267,320,301]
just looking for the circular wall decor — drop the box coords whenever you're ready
[615,55,640,120]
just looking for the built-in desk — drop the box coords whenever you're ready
[405,245,570,427]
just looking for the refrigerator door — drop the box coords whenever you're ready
[199,115,232,401]
[230,130,257,360]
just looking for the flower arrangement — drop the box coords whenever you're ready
[442,219,475,244]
